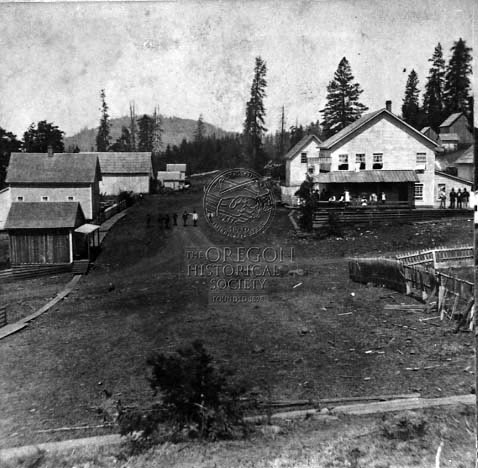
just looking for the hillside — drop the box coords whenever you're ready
[64,116,231,151]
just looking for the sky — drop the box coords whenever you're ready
[0,0,474,138]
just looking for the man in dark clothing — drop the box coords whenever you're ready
[165,214,170,229]
[158,212,164,227]
[449,189,456,209]
[173,213,178,226]
[463,188,470,208]
[456,188,463,209]
[182,211,189,226]
[146,213,151,227]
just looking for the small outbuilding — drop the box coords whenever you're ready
[5,202,85,265]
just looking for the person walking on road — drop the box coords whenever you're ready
[173,213,178,226]
[192,209,199,227]
[165,213,170,229]
[182,210,189,226]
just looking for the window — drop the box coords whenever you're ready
[414,183,424,200]
[17,196,23,201]
[67,196,74,201]
[300,152,307,163]
[338,154,349,171]
[416,153,427,170]
[355,153,366,170]
[41,196,49,201]
[373,153,383,170]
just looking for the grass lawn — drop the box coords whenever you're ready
[0,190,475,464]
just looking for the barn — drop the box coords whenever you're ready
[96,152,153,195]
[5,202,85,265]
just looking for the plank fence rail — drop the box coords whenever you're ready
[396,245,473,268]
[0,307,6,328]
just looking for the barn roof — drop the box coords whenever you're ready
[6,152,99,184]
[319,109,439,150]
[440,113,463,128]
[313,170,419,184]
[166,164,187,172]
[94,152,152,174]
[5,202,84,229]
[453,145,474,165]
[283,134,322,160]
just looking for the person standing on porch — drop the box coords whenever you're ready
[463,188,470,208]
[456,188,463,209]
[449,188,456,208]
[438,188,446,209]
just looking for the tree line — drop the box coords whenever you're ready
[0,37,472,188]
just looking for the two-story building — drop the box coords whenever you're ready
[282,102,441,207]
[6,150,101,220]
[281,134,322,205]
[439,113,473,151]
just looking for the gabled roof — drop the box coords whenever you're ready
[435,170,473,185]
[91,152,152,174]
[319,109,439,151]
[453,145,474,165]
[440,113,463,128]
[313,170,419,184]
[6,153,100,184]
[5,202,85,229]
[166,164,187,172]
[439,133,459,141]
[283,134,322,160]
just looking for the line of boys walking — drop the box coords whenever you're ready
[438,187,470,209]
[147,209,199,228]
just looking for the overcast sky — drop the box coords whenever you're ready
[0,0,474,138]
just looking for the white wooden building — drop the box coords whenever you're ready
[6,151,101,220]
[282,103,440,207]
[95,152,152,195]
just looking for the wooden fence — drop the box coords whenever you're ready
[96,200,127,224]
[0,263,72,283]
[0,306,6,328]
[396,245,473,268]
[349,257,475,329]
[314,208,471,229]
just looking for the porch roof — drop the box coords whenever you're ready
[313,170,419,184]
[75,223,100,235]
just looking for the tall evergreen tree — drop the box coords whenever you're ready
[96,89,111,151]
[401,70,421,128]
[443,38,473,120]
[110,126,131,152]
[23,121,64,152]
[129,102,137,151]
[152,106,163,155]
[277,106,286,158]
[422,43,446,130]
[320,57,368,138]
[194,114,206,142]
[0,127,22,189]
[137,114,154,152]
[243,56,268,169]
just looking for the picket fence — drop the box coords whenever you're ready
[349,253,474,330]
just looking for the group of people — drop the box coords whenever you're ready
[438,187,470,209]
[314,189,387,206]
[146,209,199,228]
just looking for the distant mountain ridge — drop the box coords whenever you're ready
[64,115,231,151]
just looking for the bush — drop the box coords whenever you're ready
[118,190,135,207]
[118,340,248,451]
[381,412,427,440]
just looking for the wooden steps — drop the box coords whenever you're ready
[72,260,90,275]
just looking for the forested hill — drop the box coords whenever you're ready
[64,116,231,151]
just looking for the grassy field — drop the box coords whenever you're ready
[0,190,475,465]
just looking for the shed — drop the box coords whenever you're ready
[157,171,185,190]
[5,202,85,265]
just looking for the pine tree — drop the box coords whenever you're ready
[129,102,137,151]
[110,126,131,152]
[277,106,286,158]
[137,114,154,152]
[23,121,64,152]
[152,106,163,155]
[96,89,111,151]
[443,38,473,120]
[401,70,421,128]
[320,57,368,138]
[422,43,446,130]
[243,56,268,169]
[194,114,206,142]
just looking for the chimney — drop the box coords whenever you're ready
[47,145,53,157]
[385,100,392,112]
